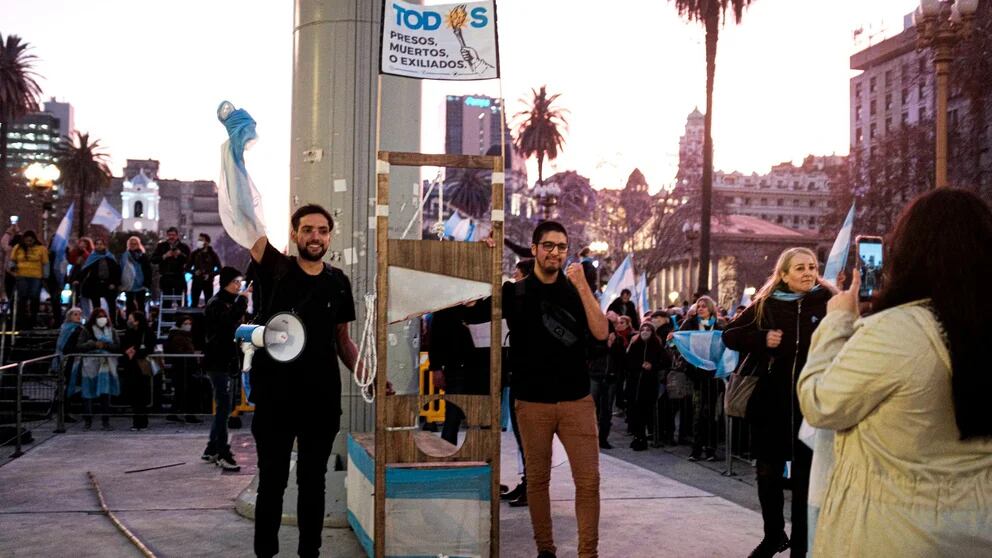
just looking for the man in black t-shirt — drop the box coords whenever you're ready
[248,204,358,558]
[469,221,608,558]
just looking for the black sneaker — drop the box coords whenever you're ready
[508,492,528,507]
[537,551,556,558]
[501,481,526,501]
[216,453,240,472]
[599,439,613,450]
[165,415,184,423]
[687,451,701,462]
[201,445,218,463]
[748,532,790,558]
[630,438,648,451]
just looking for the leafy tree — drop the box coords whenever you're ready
[445,167,491,219]
[53,132,112,238]
[513,85,568,214]
[949,1,992,201]
[670,0,754,296]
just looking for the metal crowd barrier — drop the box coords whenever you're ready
[0,352,254,460]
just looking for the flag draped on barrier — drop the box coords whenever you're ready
[671,330,739,379]
[822,203,855,285]
[51,203,74,287]
[90,198,122,231]
[600,254,636,313]
[217,101,267,249]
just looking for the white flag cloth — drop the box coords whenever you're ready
[52,203,74,286]
[823,204,855,285]
[635,273,649,315]
[600,255,637,313]
[90,198,122,231]
[380,0,500,81]
[217,101,267,249]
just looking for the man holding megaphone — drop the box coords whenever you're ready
[247,204,359,558]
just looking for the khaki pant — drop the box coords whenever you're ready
[516,395,601,558]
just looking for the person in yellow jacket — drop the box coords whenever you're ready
[10,230,49,329]
[798,188,992,558]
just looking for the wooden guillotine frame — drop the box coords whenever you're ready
[372,150,504,557]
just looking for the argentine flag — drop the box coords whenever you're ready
[635,273,649,315]
[672,330,739,379]
[90,198,122,231]
[443,210,479,241]
[51,203,74,287]
[822,204,855,285]
[217,100,267,249]
[600,254,637,313]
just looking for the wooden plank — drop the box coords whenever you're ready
[489,155,504,557]
[388,239,492,283]
[373,164,390,558]
[381,150,497,170]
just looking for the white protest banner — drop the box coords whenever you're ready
[380,0,499,81]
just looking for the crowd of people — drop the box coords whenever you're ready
[5,186,992,558]
[0,224,224,330]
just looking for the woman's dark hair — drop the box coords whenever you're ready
[531,220,567,245]
[16,230,39,248]
[88,307,109,326]
[875,188,992,439]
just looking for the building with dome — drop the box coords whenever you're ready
[121,168,160,232]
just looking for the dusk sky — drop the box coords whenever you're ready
[3,0,920,236]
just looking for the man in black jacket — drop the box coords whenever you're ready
[607,289,640,329]
[151,227,191,303]
[202,266,250,471]
[188,233,222,307]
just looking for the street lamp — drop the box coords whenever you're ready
[23,162,61,244]
[914,0,979,188]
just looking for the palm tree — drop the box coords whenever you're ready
[53,132,112,237]
[671,0,754,297]
[513,86,568,218]
[445,167,491,219]
[0,34,42,186]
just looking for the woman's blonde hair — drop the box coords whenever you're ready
[753,247,818,327]
[127,236,145,253]
[694,295,718,320]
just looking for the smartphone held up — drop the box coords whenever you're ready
[855,235,883,302]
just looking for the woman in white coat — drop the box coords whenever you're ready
[797,188,992,557]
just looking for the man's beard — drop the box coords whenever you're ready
[298,241,327,261]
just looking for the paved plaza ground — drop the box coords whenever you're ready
[0,415,772,557]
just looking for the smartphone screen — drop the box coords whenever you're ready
[856,236,883,301]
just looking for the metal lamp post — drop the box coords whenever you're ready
[682,221,700,301]
[914,0,980,188]
[23,162,61,244]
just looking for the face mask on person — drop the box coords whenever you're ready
[181,323,192,332]
[639,330,652,341]
[197,240,206,249]
[96,317,109,328]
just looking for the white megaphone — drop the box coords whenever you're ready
[235,312,307,371]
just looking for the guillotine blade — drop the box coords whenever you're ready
[387,266,491,324]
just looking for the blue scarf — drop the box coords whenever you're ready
[56,322,81,354]
[770,284,821,302]
[82,250,116,270]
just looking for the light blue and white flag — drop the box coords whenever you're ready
[822,203,855,285]
[672,330,739,379]
[739,289,752,310]
[217,100,267,249]
[51,203,74,286]
[635,273,649,316]
[443,210,479,241]
[600,254,636,313]
[90,198,122,231]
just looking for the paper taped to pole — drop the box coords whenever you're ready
[380,0,500,81]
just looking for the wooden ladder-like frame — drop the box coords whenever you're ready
[373,151,504,558]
